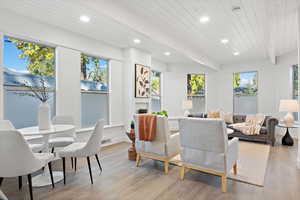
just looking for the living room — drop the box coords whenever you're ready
[0,0,300,200]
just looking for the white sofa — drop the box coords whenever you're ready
[179,118,239,192]
[134,115,181,174]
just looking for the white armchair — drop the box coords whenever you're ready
[0,130,54,200]
[179,118,238,192]
[134,115,180,174]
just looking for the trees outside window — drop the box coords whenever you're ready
[80,54,109,127]
[292,65,298,120]
[187,74,206,113]
[3,36,55,128]
[233,71,258,114]
[151,71,161,112]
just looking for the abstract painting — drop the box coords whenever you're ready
[135,64,150,98]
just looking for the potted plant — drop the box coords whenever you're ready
[19,78,52,130]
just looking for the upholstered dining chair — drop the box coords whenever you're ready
[49,115,76,153]
[0,129,55,200]
[57,119,104,184]
[0,120,46,153]
[134,115,181,174]
[179,118,239,192]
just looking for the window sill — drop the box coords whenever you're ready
[76,123,124,134]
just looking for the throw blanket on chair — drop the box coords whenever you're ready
[229,115,265,135]
[138,114,157,141]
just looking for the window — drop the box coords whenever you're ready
[81,54,109,127]
[233,71,258,114]
[292,65,298,120]
[3,36,55,128]
[151,71,161,112]
[187,74,206,113]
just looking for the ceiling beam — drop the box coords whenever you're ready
[74,0,220,70]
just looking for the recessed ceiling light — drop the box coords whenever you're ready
[199,16,210,24]
[233,51,240,56]
[80,15,90,23]
[221,38,229,44]
[133,39,141,44]
[164,52,171,56]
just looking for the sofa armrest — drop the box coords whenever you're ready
[227,137,239,173]
[166,132,181,157]
[266,117,279,146]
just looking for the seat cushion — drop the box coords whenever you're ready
[29,143,46,153]
[34,153,55,165]
[57,142,86,158]
[49,137,75,148]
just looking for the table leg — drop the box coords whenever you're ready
[31,135,64,187]
[282,128,294,146]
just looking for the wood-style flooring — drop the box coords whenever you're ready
[1,140,300,200]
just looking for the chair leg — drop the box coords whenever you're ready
[0,177,3,186]
[87,157,93,184]
[62,157,66,185]
[18,176,22,190]
[233,162,237,175]
[71,157,74,169]
[51,147,55,153]
[27,174,33,200]
[180,166,185,180]
[221,175,227,193]
[95,154,103,173]
[164,161,169,174]
[74,157,77,172]
[48,162,55,188]
[136,154,141,167]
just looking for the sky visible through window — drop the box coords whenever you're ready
[4,36,28,72]
[239,72,257,87]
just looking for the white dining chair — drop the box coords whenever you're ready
[0,120,46,153]
[0,129,55,200]
[49,116,76,153]
[57,120,104,184]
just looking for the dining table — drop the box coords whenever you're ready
[19,124,75,187]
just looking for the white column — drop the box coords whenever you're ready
[55,47,81,127]
[109,60,124,125]
[0,32,3,120]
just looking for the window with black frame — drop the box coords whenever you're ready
[3,36,55,128]
[151,71,161,112]
[80,54,109,127]
[187,74,206,114]
[233,71,258,114]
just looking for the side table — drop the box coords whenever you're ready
[277,123,298,146]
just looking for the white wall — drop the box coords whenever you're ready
[109,60,124,125]
[56,47,81,127]
[122,48,152,128]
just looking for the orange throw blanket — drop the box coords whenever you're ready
[138,114,157,141]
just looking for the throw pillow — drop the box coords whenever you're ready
[222,112,233,124]
[207,111,221,118]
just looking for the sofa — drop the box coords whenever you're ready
[188,114,279,146]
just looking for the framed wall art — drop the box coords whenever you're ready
[135,64,150,98]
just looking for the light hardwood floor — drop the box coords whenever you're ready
[1,140,300,200]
